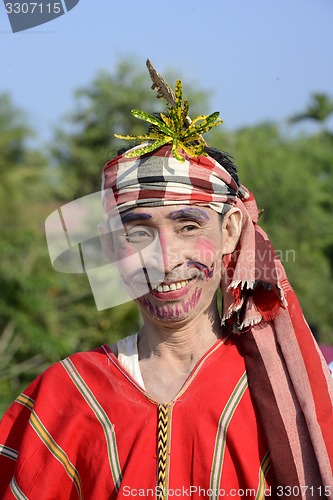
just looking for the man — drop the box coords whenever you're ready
[0,66,332,499]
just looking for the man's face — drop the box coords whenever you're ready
[110,204,229,325]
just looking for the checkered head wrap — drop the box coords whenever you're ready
[102,144,239,215]
[102,143,333,495]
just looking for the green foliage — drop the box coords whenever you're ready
[0,94,53,413]
[289,93,333,133]
[212,123,333,341]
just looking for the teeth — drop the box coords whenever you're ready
[155,280,190,293]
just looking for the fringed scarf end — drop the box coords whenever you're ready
[221,282,287,330]
[221,302,244,325]
[228,279,256,291]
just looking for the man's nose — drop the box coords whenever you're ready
[158,228,185,274]
[139,228,186,285]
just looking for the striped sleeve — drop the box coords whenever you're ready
[0,391,36,498]
[0,365,85,499]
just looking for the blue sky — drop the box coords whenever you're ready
[1,0,332,143]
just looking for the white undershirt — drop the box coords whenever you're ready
[116,333,146,390]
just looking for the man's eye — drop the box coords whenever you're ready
[126,227,153,243]
[181,224,199,232]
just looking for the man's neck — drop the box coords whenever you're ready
[138,302,222,364]
[136,307,223,403]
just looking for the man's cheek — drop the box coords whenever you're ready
[192,238,220,267]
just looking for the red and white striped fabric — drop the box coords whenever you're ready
[102,144,238,216]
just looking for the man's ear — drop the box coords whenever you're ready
[98,222,115,261]
[221,208,242,254]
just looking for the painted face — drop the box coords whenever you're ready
[110,205,226,324]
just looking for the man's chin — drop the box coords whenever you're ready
[138,287,203,322]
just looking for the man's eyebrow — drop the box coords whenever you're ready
[120,212,152,224]
[166,208,209,222]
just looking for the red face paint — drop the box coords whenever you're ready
[187,261,215,280]
[139,288,202,320]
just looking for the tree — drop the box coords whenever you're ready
[211,122,333,341]
[0,94,55,413]
[289,93,333,136]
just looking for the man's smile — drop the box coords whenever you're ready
[154,278,193,293]
[150,278,195,301]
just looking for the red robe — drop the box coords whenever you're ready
[0,336,273,499]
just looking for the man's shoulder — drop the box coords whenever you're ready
[0,346,119,422]
[13,346,109,403]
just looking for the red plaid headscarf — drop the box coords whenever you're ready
[103,145,333,496]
